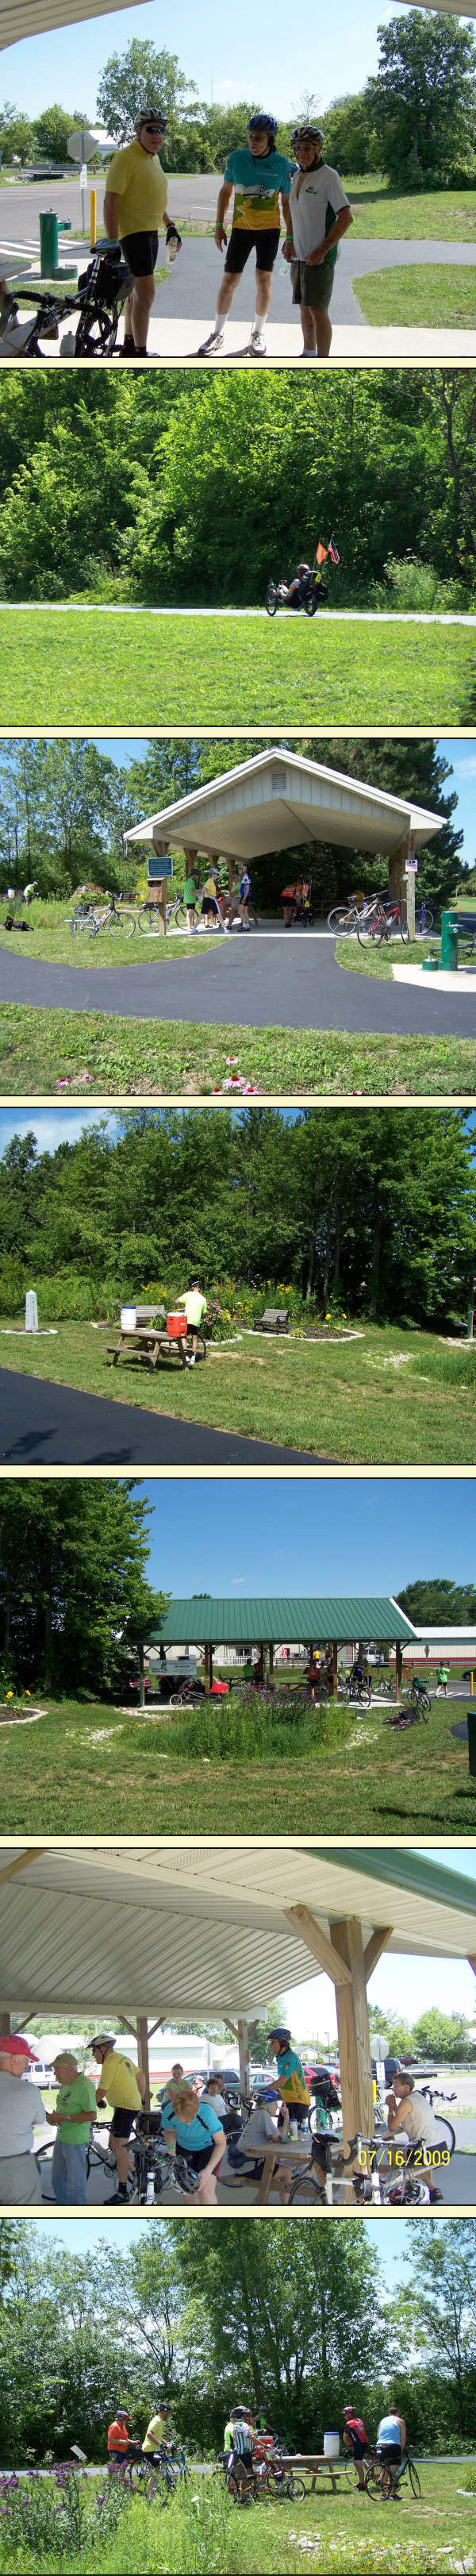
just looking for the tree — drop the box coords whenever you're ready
[0,1480,165,1695]
[0,104,35,164]
[411,2008,470,2064]
[175,2220,385,2436]
[391,2220,476,2435]
[96,40,195,144]
[364,11,476,189]
[33,105,81,162]
[397,1577,476,1626]
[321,94,378,175]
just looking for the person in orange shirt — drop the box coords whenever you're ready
[107,2409,138,2464]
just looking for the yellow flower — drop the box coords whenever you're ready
[6,1690,13,1700]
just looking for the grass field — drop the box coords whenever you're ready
[337,934,440,982]
[346,178,476,239]
[354,264,476,327]
[1,610,474,728]
[1,1001,475,1099]
[1,1317,475,1462]
[2,1688,474,1838]
[1,2459,473,2575]
[0,899,216,969]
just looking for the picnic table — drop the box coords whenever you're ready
[278,2452,344,2494]
[107,1307,188,1373]
[236,2133,344,2204]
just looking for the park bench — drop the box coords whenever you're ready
[255,1308,290,1334]
[278,2452,344,2493]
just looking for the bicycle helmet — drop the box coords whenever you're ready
[136,106,167,129]
[247,114,278,137]
[297,561,310,575]
[294,124,324,146]
[269,2027,291,2043]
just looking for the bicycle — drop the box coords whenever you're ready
[416,897,434,934]
[328,893,382,937]
[369,2445,422,2502]
[266,570,328,618]
[357,896,409,948]
[288,2132,336,2205]
[341,1672,372,1709]
[69,890,136,940]
[262,2462,306,2501]
[386,1679,431,1730]
[344,2120,455,2205]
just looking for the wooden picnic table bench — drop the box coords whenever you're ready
[107,1325,188,1373]
[236,2133,344,2205]
[278,2452,344,2493]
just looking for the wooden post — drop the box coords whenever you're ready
[395,1641,402,1705]
[404,833,416,941]
[136,2016,151,2112]
[204,1642,211,1696]
[388,830,409,909]
[151,835,171,935]
[332,1916,375,2188]
[332,1639,339,1701]
[269,1642,274,1678]
[237,2016,251,2097]
[139,1640,144,1709]
[0,2012,11,2037]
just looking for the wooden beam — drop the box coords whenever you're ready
[237,2016,251,2097]
[332,1639,339,1702]
[136,2016,151,2112]
[395,1641,403,1704]
[332,1917,375,2174]
[363,1927,393,1982]
[223,2016,238,2039]
[285,1904,352,1988]
[0,1848,46,1887]
[468,1955,476,1977]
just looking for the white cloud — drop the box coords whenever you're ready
[231,1577,246,1584]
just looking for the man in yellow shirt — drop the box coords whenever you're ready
[91,2033,144,2200]
[104,108,181,356]
[142,2402,174,2455]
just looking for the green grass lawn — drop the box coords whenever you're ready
[1,1316,474,1462]
[337,934,440,982]
[1,1000,475,1099]
[347,177,476,240]
[0,899,216,969]
[2,1688,474,1839]
[1,610,474,727]
[354,264,476,328]
[1,2461,473,2575]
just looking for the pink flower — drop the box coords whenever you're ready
[55,1077,70,1090]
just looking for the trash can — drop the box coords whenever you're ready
[467,1709,476,1778]
[324,2433,340,2459]
[440,911,459,972]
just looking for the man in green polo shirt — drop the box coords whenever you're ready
[46,2051,97,2204]
[104,107,181,356]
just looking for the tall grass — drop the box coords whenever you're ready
[0,2478,459,2575]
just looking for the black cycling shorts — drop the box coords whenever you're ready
[121,229,159,278]
[225,226,281,275]
[110,2107,135,2139]
[376,2443,401,2467]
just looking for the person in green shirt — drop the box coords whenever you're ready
[176,1279,208,1367]
[142,2402,174,2455]
[437,1664,449,1696]
[46,2051,97,2204]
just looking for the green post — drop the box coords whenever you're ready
[467,1711,476,1778]
[40,209,59,275]
[440,911,459,972]
[139,1642,144,1709]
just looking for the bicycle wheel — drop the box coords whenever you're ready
[304,590,319,615]
[289,2170,325,2204]
[266,581,278,617]
[357,909,384,947]
[70,909,91,936]
[108,909,136,939]
[328,907,357,934]
[421,907,433,932]
[137,903,161,935]
[408,2459,421,2497]
[172,899,188,930]
[284,2474,306,2498]
[345,2459,368,2493]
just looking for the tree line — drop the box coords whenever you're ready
[0,1480,164,1696]
[0,371,474,603]
[0,734,464,913]
[2,17,476,188]
[1,1110,474,1333]
[1,2219,474,2462]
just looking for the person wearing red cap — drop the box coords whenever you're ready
[0,2033,42,2201]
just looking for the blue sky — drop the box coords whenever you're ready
[2,0,414,126]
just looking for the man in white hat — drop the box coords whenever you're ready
[0,2032,43,2201]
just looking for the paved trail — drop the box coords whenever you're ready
[2,938,475,1038]
[0,1369,329,1466]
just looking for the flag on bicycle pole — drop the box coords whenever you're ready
[316,539,328,564]
[328,533,340,564]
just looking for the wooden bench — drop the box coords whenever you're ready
[279,2451,344,2493]
[255,1307,290,1334]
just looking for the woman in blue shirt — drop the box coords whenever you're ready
[161,2081,225,2203]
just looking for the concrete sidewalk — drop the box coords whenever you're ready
[3,310,475,360]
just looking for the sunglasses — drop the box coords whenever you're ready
[142,122,164,133]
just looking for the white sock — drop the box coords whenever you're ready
[214,313,225,337]
[252,312,264,335]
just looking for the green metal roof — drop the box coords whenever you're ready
[145,1596,415,1646]
[309,1846,476,1923]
